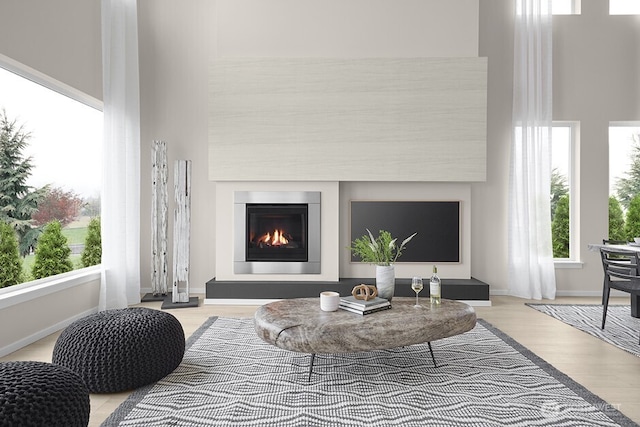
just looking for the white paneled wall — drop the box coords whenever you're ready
[210,57,487,182]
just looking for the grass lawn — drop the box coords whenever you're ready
[63,227,88,245]
[22,254,83,281]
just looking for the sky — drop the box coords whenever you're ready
[609,127,639,195]
[0,67,102,199]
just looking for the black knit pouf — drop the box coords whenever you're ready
[52,307,185,393]
[0,361,90,427]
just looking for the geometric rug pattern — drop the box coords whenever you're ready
[102,317,637,427]
[527,304,640,357]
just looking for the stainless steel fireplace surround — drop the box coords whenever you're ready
[234,191,321,274]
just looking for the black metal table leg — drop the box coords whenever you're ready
[308,353,316,381]
[427,342,437,368]
[631,295,640,318]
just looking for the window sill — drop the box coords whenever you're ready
[554,260,584,269]
[0,266,101,309]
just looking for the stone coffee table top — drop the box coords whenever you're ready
[254,297,477,354]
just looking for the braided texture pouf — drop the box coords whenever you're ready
[52,307,185,393]
[0,361,90,427]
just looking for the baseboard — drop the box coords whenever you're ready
[0,306,98,358]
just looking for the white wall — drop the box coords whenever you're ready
[213,0,478,58]
[0,0,102,100]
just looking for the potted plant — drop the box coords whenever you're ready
[349,229,417,301]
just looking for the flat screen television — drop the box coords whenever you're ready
[350,201,460,263]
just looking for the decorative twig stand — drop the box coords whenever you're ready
[149,140,168,298]
[165,159,198,308]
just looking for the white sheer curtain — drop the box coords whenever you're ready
[99,0,141,310]
[508,0,556,300]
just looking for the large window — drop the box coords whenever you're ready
[610,0,640,15]
[552,0,581,15]
[608,123,640,241]
[0,59,102,286]
[551,122,578,260]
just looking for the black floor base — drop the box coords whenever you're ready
[161,296,200,309]
[206,277,489,301]
[141,293,168,302]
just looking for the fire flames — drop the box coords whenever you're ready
[257,229,289,246]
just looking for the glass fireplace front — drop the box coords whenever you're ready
[246,203,308,262]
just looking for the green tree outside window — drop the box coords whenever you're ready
[31,220,73,279]
[552,195,570,258]
[0,220,23,288]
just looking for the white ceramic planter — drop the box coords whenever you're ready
[375,265,395,301]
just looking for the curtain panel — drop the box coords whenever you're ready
[508,0,556,300]
[100,0,141,310]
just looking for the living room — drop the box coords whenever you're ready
[1,0,640,426]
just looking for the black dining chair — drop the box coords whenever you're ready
[601,239,631,304]
[600,246,640,343]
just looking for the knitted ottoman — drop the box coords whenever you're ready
[52,307,185,393]
[0,361,90,427]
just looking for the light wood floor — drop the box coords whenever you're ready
[2,295,639,426]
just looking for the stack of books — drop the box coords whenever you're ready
[339,295,391,315]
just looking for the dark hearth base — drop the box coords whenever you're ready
[205,277,489,301]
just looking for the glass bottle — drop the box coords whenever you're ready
[429,265,441,305]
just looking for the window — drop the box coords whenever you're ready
[0,57,102,286]
[552,0,581,15]
[551,122,578,260]
[610,0,640,15]
[608,123,640,241]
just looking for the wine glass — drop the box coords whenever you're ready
[411,276,423,307]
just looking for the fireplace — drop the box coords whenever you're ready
[246,203,307,262]
[234,191,321,274]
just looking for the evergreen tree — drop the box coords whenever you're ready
[614,133,640,209]
[0,220,23,288]
[0,110,47,255]
[81,217,101,267]
[608,196,626,241]
[550,168,569,218]
[31,220,73,279]
[552,195,570,258]
[625,194,640,241]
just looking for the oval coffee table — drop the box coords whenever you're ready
[254,297,477,380]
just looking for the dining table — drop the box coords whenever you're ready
[588,242,640,318]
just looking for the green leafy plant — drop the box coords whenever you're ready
[349,229,417,266]
[551,195,570,258]
[31,220,73,279]
[0,220,23,288]
[608,196,626,241]
[625,194,640,241]
[81,217,101,267]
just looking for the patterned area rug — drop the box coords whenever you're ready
[527,304,640,357]
[102,317,636,427]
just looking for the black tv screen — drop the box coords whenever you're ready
[350,201,460,263]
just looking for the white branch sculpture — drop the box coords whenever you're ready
[151,140,168,296]
[172,160,191,303]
